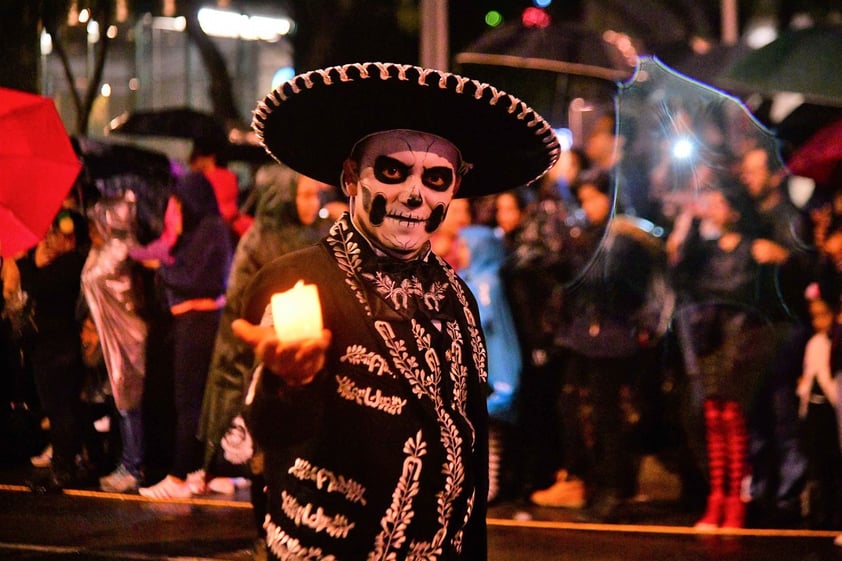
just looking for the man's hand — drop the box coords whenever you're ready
[751,239,789,265]
[232,319,332,387]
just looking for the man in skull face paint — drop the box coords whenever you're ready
[231,63,558,561]
[343,130,464,259]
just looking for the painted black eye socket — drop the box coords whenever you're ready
[373,156,409,184]
[422,167,454,191]
[372,157,454,191]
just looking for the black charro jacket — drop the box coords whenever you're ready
[243,214,489,561]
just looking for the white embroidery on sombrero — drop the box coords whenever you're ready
[315,68,333,85]
[417,67,434,85]
[394,64,412,80]
[337,65,353,81]
[488,85,506,106]
[371,62,388,79]
[506,97,520,115]
[453,75,470,93]
[269,87,286,103]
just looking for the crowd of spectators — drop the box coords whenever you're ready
[0,103,840,540]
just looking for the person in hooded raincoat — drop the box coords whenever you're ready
[82,193,148,493]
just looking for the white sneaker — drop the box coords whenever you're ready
[99,465,139,493]
[30,445,53,468]
[139,475,192,499]
[207,477,236,495]
[186,469,207,495]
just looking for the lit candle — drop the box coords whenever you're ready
[271,280,323,343]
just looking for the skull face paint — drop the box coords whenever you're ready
[343,130,462,260]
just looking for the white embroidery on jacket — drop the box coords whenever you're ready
[441,262,487,384]
[281,491,356,539]
[368,431,427,561]
[364,271,421,310]
[362,271,449,314]
[327,221,372,316]
[264,515,337,561]
[341,345,393,377]
[445,321,468,416]
[336,375,407,416]
[373,319,465,558]
[422,282,448,312]
[453,490,476,555]
[288,458,367,505]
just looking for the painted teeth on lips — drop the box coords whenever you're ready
[388,213,425,225]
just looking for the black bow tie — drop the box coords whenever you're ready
[372,254,437,281]
[362,253,452,322]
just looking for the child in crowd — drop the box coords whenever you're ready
[796,284,841,529]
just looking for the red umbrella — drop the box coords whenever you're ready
[787,117,842,186]
[0,87,81,258]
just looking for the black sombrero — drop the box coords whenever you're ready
[252,62,560,199]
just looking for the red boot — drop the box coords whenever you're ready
[695,399,727,529]
[722,495,746,529]
[721,401,747,529]
[695,492,725,529]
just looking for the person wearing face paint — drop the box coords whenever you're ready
[230,63,558,561]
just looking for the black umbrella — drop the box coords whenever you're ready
[456,18,634,80]
[109,107,272,164]
[716,25,842,108]
[454,17,635,126]
[72,137,174,243]
[74,136,173,182]
[109,107,228,151]
[651,41,750,86]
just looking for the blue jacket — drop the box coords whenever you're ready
[458,225,522,423]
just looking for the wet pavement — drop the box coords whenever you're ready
[0,459,840,561]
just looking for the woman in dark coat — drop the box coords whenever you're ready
[137,172,232,499]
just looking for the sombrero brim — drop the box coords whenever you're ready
[252,62,560,198]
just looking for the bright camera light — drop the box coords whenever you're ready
[672,138,693,160]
